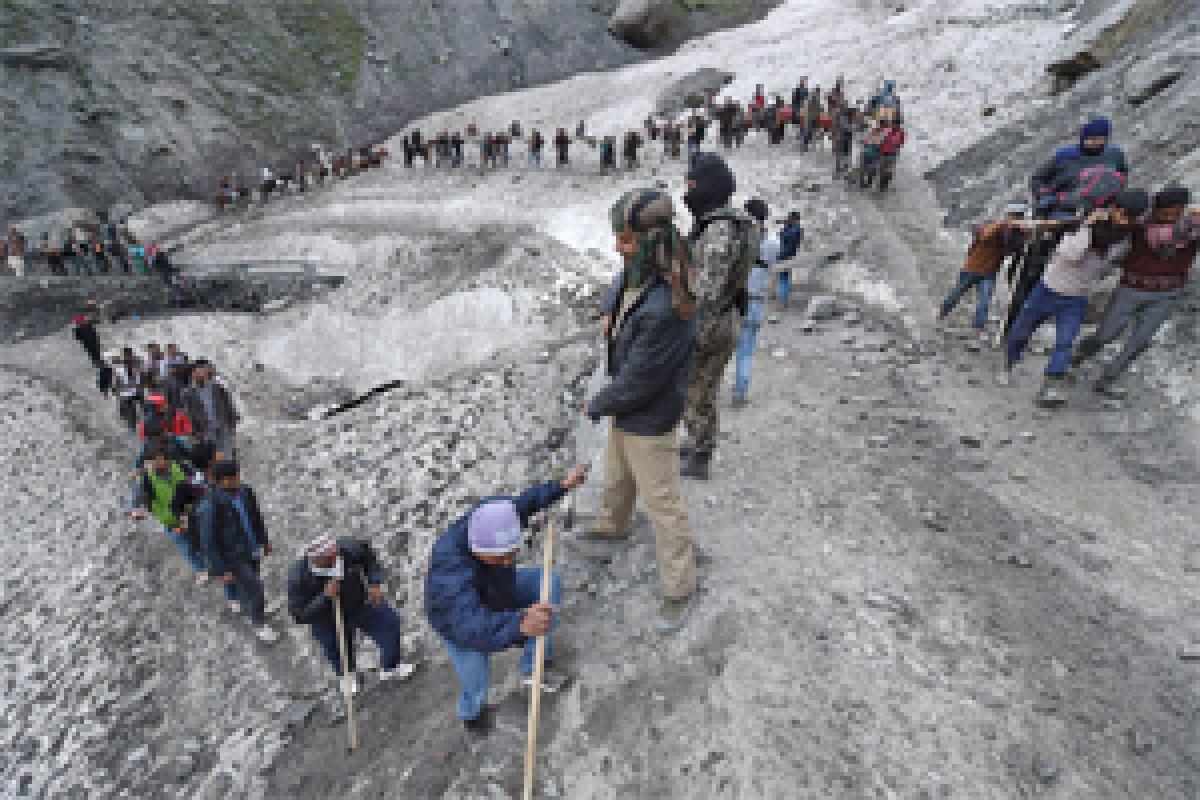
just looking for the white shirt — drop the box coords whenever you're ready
[1042,227,1130,297]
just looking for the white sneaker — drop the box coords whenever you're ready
[254,626,279,643]
[378,663,416,682]
[227,600,240,614]
[195,572,210,585]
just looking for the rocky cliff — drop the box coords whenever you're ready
[927,0,1200,224]
[0,0,776,222]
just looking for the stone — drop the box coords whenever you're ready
[1178,643,1200,662]
[806,295,838,321]
[0,42,70,68]
[610,0,675,49]
[1032,754,1060,785]
[959,434,983,448]
[654,67,734,114]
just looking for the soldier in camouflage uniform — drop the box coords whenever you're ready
[680,154,759,479]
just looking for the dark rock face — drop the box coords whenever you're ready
[609,0,674,48]
[0,0,778,223]
[926,0,1200,226]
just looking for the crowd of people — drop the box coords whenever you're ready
[50,74,1198,755]
[935,116,1199,407]
[2,217,177,280]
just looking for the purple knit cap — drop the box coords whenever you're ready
[467,500,523,555]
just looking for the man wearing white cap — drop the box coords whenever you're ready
[424,465,588,737]
[288,534,402,692]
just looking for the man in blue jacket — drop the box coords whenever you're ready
[201,460,278,643]
[425,466,588,736]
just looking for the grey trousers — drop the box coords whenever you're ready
[1075,286,1182,380]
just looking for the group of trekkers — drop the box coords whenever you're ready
[936,116,1198,407]
[213,143,390,213]
[389,78,906,183]
[2,217,174,280]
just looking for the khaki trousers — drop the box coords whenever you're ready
[593,425,695,599]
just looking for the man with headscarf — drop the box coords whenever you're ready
[1074,186,1199,395]
[587,189,698,634]
[679,154,759,479]
[290,534,403,693]
[1004,190,1148,407]
[424,467,587,736]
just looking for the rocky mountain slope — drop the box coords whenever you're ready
[0,0,777,222]
[3,0,1199,797]
[927,0,1200,224]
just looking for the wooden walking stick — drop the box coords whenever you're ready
[522,518,556,800]
[333,594,358,753]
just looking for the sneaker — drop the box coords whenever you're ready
[521,666,569,694]
[1036,376,1068,408]
[731,394,747,409]
[253,626,279,644]
[680,452,711,480]
[227,600,240,614]
[463,706,494,738]
[378,663,416,682]
[655,594,693,635]
[195,572,210,586]
[335,674,359,696]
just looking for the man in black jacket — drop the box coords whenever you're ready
[288,535,403,692]
[201,461,278,643]
[586,189,698,635]
[72,307,102,368]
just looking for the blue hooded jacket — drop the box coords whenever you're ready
[424,481,566,653]
[1030,118,1128,205]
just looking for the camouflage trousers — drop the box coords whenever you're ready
[683,312,738,455]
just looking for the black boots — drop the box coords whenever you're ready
[680,451,711,480]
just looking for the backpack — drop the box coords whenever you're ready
[1059,165,1127,215]
[691,208,761,314]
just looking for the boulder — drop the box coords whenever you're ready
[0,42,69,69]
[655,67,735,115]
[608,0,674,49]
[1047,0,1187,85]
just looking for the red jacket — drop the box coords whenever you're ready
[880,127,905,155]
[1120,220,1198,291]
[138,409,193,440]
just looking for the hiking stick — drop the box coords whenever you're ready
[992,268,1019,349]
[333,595,358,752]
[522,517,556,800]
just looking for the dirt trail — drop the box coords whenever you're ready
[256,150,1200,798]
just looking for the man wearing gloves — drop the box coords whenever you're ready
[587,189,698,635]
[425,466,588,736]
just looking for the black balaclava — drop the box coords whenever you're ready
[684,153,736,221]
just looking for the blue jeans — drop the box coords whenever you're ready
[311,601,402,675]
[734,315,762,399]
[165,525,206,573]
[939,271,996,329]
[441,568,561,721]
[1005,281,1087,376]
[227,558,265,628]
[776,270,792,306]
